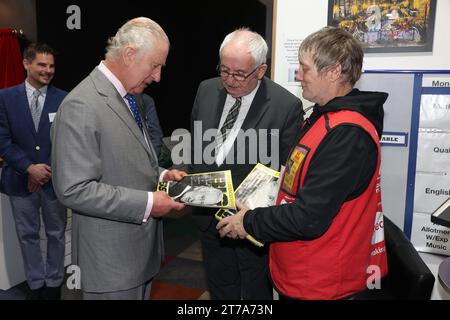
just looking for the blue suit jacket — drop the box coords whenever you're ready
[0,83,67,197]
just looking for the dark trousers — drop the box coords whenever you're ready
[201,220,273,300]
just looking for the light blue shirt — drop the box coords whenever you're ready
[25,80,47,112]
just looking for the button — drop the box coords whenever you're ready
[35,146,40,151]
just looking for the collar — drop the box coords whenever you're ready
[25,80,48,96]
[98,61,127,98]
[226,80,261,104]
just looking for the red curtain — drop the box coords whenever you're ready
[0,28,25,89]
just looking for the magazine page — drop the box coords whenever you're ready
[215,163,280,247]
[157,170,235,209]
[431,197,450,228]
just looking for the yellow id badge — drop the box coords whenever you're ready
[282,145,308,194]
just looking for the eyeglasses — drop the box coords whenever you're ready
[217,65,260,82]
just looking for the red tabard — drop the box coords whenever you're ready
[271,110,388,300]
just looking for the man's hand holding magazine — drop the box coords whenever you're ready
[217,201,250,240]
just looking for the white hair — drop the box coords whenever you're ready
[219,28,268,67]
[106,17,169,61]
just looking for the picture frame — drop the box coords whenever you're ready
[327,0,437,53]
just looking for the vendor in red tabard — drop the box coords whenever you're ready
[217,27,389,300]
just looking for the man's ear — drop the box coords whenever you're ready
[257,64,268,79]
[123,46,137,67]
[328,63,342,83]
[23,59,30,71]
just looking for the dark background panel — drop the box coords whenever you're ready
[35,0,266,134]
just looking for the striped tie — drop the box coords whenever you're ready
[30,89,42,131]
[218,97,242,145]
[124,94,144,133]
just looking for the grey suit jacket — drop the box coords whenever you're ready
[51,67,163,292]
[190,76,304,230]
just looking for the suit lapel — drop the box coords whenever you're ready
[89,69,155,160]
[207,81,227,130]
[241,78,270,131]
[17,84,38,138]
[141,120,159,167]
[37,86,54,134]
[107,94,156,158]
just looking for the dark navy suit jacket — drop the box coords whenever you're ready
[0,83,67,197]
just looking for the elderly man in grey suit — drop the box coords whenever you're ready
[189,28,303,299]
[51,17,186,300]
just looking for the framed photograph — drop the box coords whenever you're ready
[327,0,437,53]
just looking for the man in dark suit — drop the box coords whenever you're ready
[0,43,67,300]
[134,93,164,156]
[134,93,173,168]
[189,28,303,300]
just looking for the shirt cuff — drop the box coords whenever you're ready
[159,170,168,182]
[143,192,154,222]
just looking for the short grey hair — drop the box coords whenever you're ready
[299,26,363,85]
[106,17,169,61]
[219,28,268,67]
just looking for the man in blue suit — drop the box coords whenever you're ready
[0,43,67,300]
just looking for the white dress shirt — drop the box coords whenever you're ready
[215,81,261,166]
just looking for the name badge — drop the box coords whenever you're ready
[282,145,308,194]
[48,113,56,123]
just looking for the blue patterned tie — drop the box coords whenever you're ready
[124,94,143,133]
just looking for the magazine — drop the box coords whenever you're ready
[157,170,235,209]
[431,197,450,228]
[215,163,281,247]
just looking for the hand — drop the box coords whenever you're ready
[236,200,250,212]
[216,201,250,239]
[28,177,42,193]
[151,191,186,218]
[162,169,188,182]
[27,164,52,185]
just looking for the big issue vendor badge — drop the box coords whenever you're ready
[282,145,308,194]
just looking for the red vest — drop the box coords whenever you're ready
[271,110,388,300]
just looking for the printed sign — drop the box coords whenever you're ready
[380,132,408,147]
[410,212,450,255]
[420,95,450,129]
[414,172,450,214]
[416,130,450,172]
[422,75,450,88]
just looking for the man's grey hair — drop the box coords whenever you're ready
[106,17,169,61]
[299,26,363,85]
[219,28,268,67]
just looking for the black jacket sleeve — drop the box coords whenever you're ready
[278,99,304,166]
[243,124,378,242]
